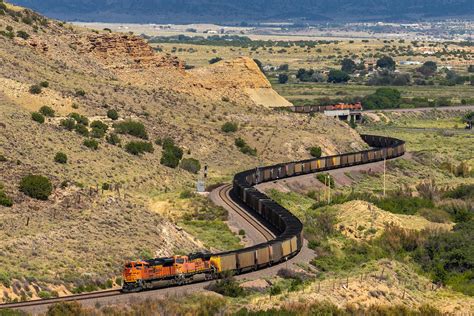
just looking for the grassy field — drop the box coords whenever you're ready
[152,40,473,106]
[271,81,474,105]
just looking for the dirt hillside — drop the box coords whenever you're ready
[0,2,365,302]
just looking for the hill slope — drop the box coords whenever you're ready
[0,2,365,301]
[9,0,474,23]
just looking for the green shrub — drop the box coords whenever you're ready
[102,183,110,191]
[221,122,238,133]
[309,146,322,158]
[75,89,86,97]
[209,57,222,64]
[60,118,76,131]
[207,272,245,297]
[19,175,53,200]
[74,124,89,136]
[106,133,121,146]
[16,30,29,40]
[240,145,257,156]
[374,196,434,215]
[83,139,99,150]
[29,84,42,94]
[90,120,108,138]
[235,137,246,148]
[54,152,67,164]
[316,173,335,188]
[125,141,154,155]
[160,138,184,168]
[234,137,256,156]
[39,106,55,117]
[46,302,84,316]
[417,208,451,223]
[180,158,201,174]
[180,190,194,199]
[39,81,49,88]
[38,291,52,299]
[90,128,105,138]
[68,113,89,126]
[113,120,148,139]
[31,112,45,124]
[106,109,119,120]
[161,149,180,168]
[90,120,108,132]
[0,191,13,207]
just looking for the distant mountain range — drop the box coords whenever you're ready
[10,0,474,23]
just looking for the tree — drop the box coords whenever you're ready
[341,58,356,73]
[31,112,45,124]
[19,175,53,200]
[417,61,437,77]
[54,152,68,164]
[376,56,396,70]
[278,73,289,84]
[362,88,402,109]
[468,65,474,73]
[327,69,350,83]
[107,109,119,120]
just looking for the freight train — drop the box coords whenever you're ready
[293,102,363,114]
[122,134,405,292]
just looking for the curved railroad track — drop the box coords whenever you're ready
[0,184,278,312]
[216,184,274,242]
[1,134,405,313]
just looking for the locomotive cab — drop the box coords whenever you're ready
[122,261,147,292]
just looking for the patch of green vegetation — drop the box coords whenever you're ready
[207,272,246,297]
[221,121,238,133]
[125,141,154,156]
[309,146,322,158]
[160,137,183,168]
[106,133,121,146]
[316,173,335,188]
[113,120,148,139]
[235,137,257,156]
[39,105,55,117]
[19,175,52,200]
[31,112,45,124]
[69,113,89,126]
[106,109,119,120]
[83,139,99,150]
[60,118,76,131]
[180,220,242,251]
[180,158,201,174]
[54,152,67,164]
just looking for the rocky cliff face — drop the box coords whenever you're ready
[71,33,184,70]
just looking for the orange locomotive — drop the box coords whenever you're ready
[122,253,216,292]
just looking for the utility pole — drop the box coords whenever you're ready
[327,174,331,204]
[383,156,386,198]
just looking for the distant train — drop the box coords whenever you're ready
[122,134,405,292]
[293,102,363,114]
